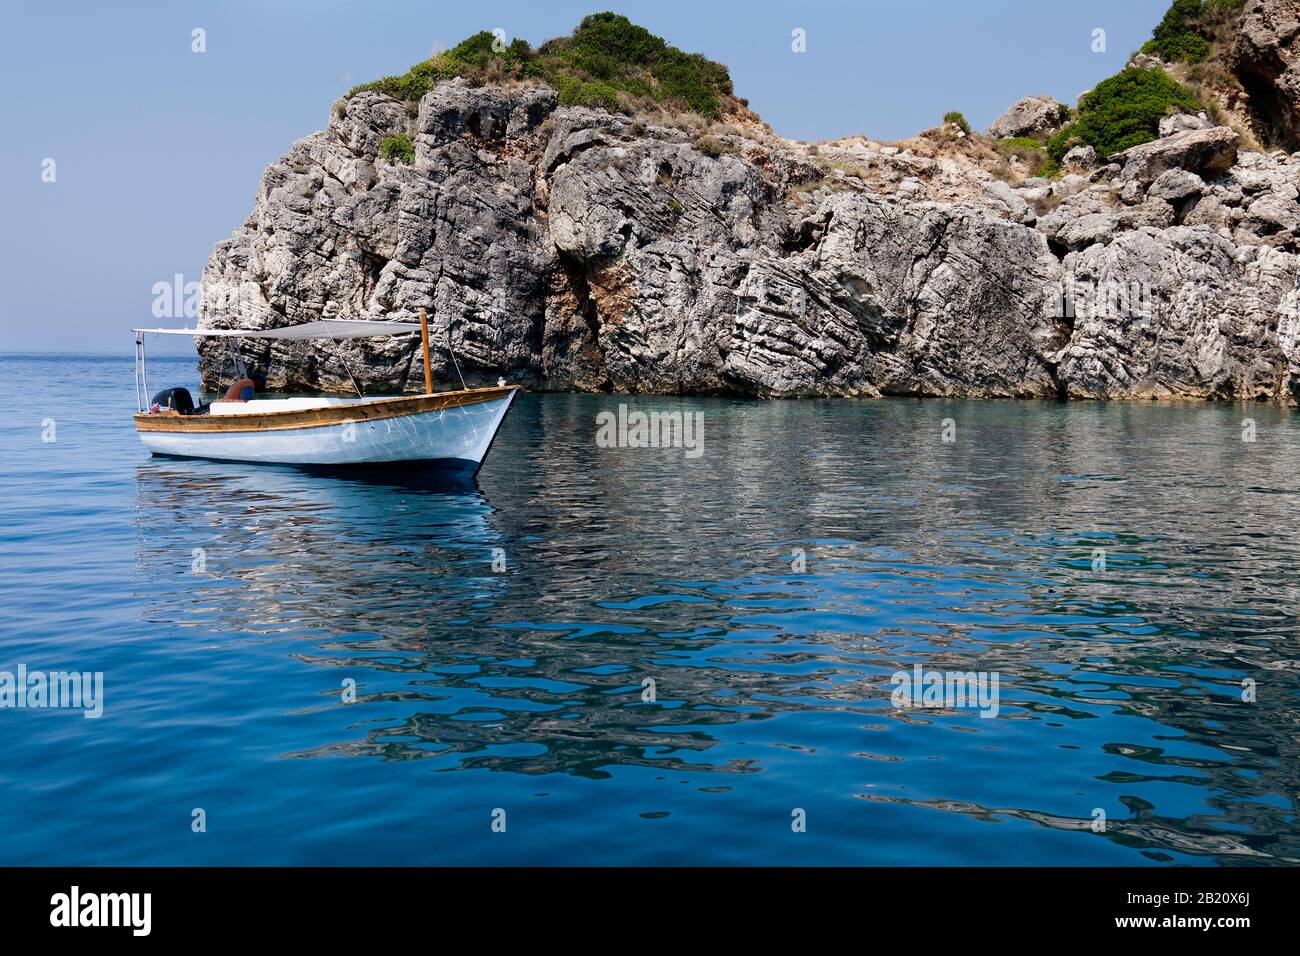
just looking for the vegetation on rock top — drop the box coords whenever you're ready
[338,2,1278,185]
[942,111,971,134]
[347,12,736,117]
[1140,0,1244,65]
[1047,67,1202,164]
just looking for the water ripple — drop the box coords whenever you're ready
[0,355,1297,865]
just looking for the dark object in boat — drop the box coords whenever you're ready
[151,387,197,415]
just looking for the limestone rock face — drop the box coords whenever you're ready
[1112,126,1240,184]
[1234,0,1300,150]
[1058,229,1296,401]
[198,79,1300,405]
[724,196,1066,398]
[1062,144,1097,169]
[1148,168,1205,203]
[986,96,1065,139]
[1159,112,1212,138]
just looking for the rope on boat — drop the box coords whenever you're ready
[333,340,365,398]
[447,319,467,391]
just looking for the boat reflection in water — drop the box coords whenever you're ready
[134,460,501,641]
[131,457,763,780]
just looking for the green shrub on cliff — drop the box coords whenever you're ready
[998,136,1044,155]
[555,75,620,111]
[1139,0,1244,64]
[942,111,971,134]
[379,132,415,164]
[997,137,1050,176]
[1143,31,1211,64]
[1047,68,1201,163]
[348,13,734,118]
[349,31,535,101]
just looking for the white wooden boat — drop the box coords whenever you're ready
[132,314,518,474]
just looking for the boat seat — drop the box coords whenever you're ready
[207,396,377,416]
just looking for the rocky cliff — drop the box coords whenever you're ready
[197,5,1300,403]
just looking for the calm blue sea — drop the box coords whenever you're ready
[1,353,1298,866]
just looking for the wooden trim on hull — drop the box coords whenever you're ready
[134,385,519,434]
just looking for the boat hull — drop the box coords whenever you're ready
[135,387,517,471]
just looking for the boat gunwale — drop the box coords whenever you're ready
[134,385,518,434]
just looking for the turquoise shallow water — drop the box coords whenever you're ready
[1,353,1298,865]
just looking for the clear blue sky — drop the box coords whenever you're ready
[0,0,1169,353]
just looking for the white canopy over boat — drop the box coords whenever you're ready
[132,316,445,411]
[131,319,423,339]
[130,310,518,473]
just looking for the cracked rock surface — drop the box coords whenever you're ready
[199,78,1300,404]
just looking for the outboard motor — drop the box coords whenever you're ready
[151,386,196,415]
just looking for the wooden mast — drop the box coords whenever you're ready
[418,307,434,395]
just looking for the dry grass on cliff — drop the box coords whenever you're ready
[912,127,1048,183]
[895,126,993,165]
[1169,58,1264,151]
[812,155,872,180]
[1127,0,1276,153]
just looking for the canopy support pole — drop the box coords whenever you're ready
[134,334,144,412]
[419,308,434,395]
